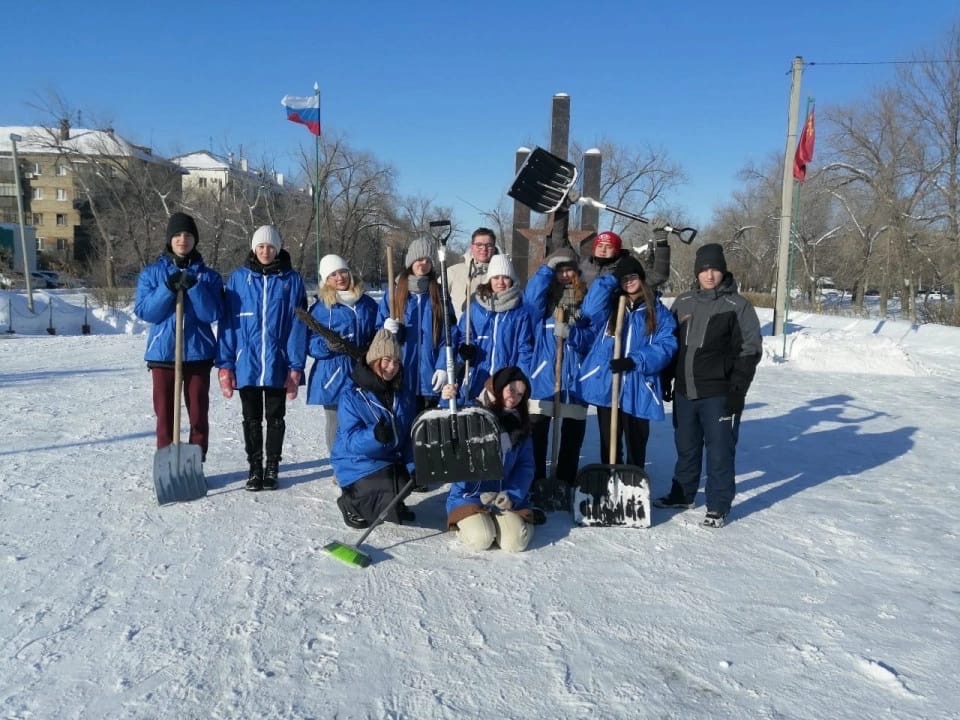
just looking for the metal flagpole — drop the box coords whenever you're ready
[314,81,322,287]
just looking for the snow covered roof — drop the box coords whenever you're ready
[170,150,232,171]
[0,125,162,164]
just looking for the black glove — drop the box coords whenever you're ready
[725,390,746,416]
[373,418,394,445]
[609,357,636,374]
[653,227,669,245]
[166,271,197,292]
[662,381,673,403]
[458,344,478,363]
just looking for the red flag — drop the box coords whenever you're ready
[793,108,815,182]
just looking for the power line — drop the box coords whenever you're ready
[807,59,960,67]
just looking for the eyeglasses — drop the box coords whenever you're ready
[472,242,495,249]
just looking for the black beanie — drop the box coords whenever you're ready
[614,254,646,283]
[492,365,529,400]
[694,243,727,274]
[166,212,199,245]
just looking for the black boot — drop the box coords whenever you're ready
[262,459,279,491]
[245,463,264,492]
[242,419,264,492]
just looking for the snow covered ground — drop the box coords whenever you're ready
[1,289,958,719]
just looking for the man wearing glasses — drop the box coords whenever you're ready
[446,227,499,320]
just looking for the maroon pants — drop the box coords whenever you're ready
[151,366,211,458]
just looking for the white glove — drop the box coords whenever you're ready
[479,492,497,505]
[492,492,513,511]
[384,318,401,334]
[431,369,448,393]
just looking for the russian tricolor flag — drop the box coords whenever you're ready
[281,94,321,136]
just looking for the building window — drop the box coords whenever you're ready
[33,213,43,226]
[36,237,45,250]
[56,213,68,226]
[32,188,43,200]
[32,162,42,176]
[198,177,208,188]
[56,188,68,201]
[57,238,68,251]
[56,164,69,176]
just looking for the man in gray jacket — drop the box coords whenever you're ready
[655,243,762,528]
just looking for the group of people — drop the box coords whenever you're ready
[135,211,762,555]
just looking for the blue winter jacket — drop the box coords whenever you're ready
[331,365,416,488]
[523,264,594,405]
[217,251,307,388]
[305,291,378,406]
[445,432,535,517]
[376,289,455,400]
[134,252,223,364]
[454,294,534,402]
[579,275,678,420]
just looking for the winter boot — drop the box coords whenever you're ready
[242,419,264,492]
[702,511,727,529]
[262,459,280,491]
[652,485,696,510]
[263,418,285,491]
[245,463,264,492]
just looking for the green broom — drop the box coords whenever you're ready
[324,477,417,568]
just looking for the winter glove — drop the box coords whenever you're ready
[553,321,571,340]
[457,344,478,363]
[609,357,637,374]
[285,370,301,401]
[431,369,448,393]
[653,227,669,246]
[218,368,236,399]
[373,418,394,445]
[384,317,401,335]
[492,492,513,511]
[662,380,673,403]
[545,248,577,270]
[166,270,197,293]
[479,491,498,506]
[725,390,746,417]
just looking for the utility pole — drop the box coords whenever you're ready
[774,56,804,339]
[9,133,34,312]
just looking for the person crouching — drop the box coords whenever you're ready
[444,366,537,553]
[331,329,416,529]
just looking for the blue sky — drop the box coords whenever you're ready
[3,1,958,243]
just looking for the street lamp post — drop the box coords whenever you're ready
[8,133,34,312]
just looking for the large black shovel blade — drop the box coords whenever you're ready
[508,146,578,214]
[572,463,651,528]
[412,407,503,485]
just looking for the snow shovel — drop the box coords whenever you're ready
[573,294,651,528]
[153,287,206,505]
[411,220,503,485]
[324,476,418,568]
[508,146,697,244]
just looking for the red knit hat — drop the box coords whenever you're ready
[594,230,622,252]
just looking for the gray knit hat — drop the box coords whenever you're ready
[366,328,402,366]
[404,237,439,270]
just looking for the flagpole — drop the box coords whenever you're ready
[313,81,322,287]
[774,57,804,348]
[782,96,816,358]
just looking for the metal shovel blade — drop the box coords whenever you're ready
[508,146,579,214]
[412,407,503,485]
[572,463,651,528]
[153,443,207,505]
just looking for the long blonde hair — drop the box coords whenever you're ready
[319,273,366,308]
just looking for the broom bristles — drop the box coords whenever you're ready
[323,541,371,568]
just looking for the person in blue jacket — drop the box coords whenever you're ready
[579,254,678,470]
[217,226,307,491]
[134,212,223,461]
[332,329,417,529]
[305,254,379,456]
[452,253,534,403]
[523,246,594,495]
[443,366,537,552]
[379,236,455,414]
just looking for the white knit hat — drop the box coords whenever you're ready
[486,254,517,283]
[319,254,349,281]
[251,225,282,251]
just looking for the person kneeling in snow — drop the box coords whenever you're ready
[443,366,537,553]
[331,329,417,529]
